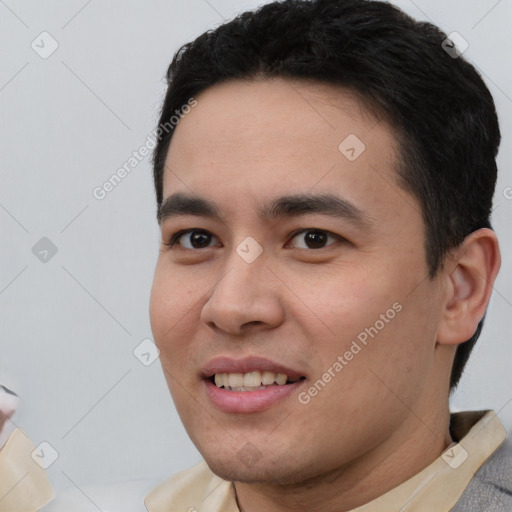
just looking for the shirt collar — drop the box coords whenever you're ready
[145,410,506,512]
[352,410,506,511]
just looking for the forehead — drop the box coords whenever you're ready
[162,78,417,228]
[166,77,393,165]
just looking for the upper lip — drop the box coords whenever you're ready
[200,356,306,380]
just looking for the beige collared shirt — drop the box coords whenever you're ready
[145,410,507,512]
[0,428,55,512]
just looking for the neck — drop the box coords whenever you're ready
[233,407,452,512]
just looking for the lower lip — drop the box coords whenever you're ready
[204,378,305,413]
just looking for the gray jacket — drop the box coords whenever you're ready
[452,435,512,511]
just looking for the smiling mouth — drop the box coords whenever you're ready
[209,370,306,392]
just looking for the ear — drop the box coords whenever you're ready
[437,228,501,346]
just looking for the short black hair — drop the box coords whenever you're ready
[152,0,501,390]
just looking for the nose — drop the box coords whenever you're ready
[199,252,285,336]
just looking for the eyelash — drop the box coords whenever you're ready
[163,228,345,250]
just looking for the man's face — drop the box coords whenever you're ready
[150,78,447,484]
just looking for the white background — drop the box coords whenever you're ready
[0,0,511,506]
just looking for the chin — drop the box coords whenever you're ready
[201,449,311,486]
[207,462,268,484]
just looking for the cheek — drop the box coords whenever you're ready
[149,262,198,350]
[149,268,202,410]
[291,266,397,341]
[297,263,435,381]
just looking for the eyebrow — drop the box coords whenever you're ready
[157,192,374,230]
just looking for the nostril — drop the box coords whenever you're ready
[242,320,264,328]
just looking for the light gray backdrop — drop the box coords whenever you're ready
[1,0,511,501]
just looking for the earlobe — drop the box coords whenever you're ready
[437,228,501,346]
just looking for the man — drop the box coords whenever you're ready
[145,0,511,510]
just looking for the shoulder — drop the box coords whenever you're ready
[42,462,235,512]
[144,460,237,512]
[452,434,512,511]
[42,479,157,512]
[0,428,55,512]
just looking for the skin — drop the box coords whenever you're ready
[149,78,500,511]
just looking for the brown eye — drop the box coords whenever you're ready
[169,229,219,249]
[289,229,340,249]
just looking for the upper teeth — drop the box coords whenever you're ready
[214,371,295,390]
